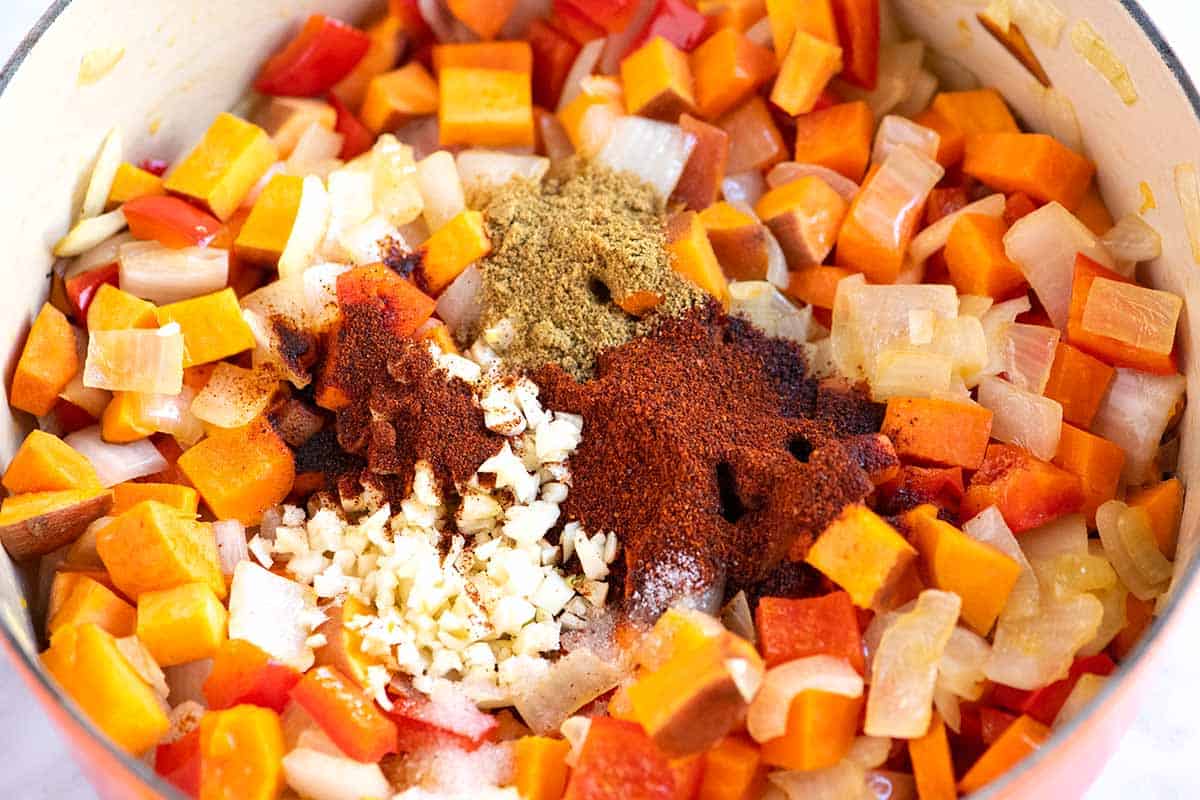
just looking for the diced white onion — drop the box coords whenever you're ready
[513,648,624,735]
[133,387,205,446]
[285,123,344,176]
[767,162,860,204]
[838,41,925,118]
[964,506,1040,619]
[909,194,1005,265]
[1095,500,1171,600]
[763,227,789,290]
[748,656,864,743]
[416,150,466,232]
[576,102,621,159]
[282,748,391,800]
[65,425,167,487]
[435,263,483,335]
[1091,367,1185,484]
[84,325,184,394]
[228,561,319,671]
[1003,323,1060,394]
[848,736,892,769]
[558,37,606,110]
[303,263,351,331]
[770,761,868,800]
[457,150,550,196]
[985,589,1102,690]
[977,376,1062,460]
[214,520,248,576]
[730,282,819,343]
[1100,214,1162,265]
[854,146,944,257]
[191,363,279,429]
[872,116,940,166]
[1003,202,1114,328]
[119,241,229,304]
[54,208,128,257]
[1080,278,1181,355]
[894,68,939,118]
[596,117,695,200]
[979,295,1032,378]
[81,127,123,220]
[958,295,994,318]
[722,170,767,207]
[370,134,423,227]
[936,626,991,701]
[870,348,954,401]
[1022,514,1089,561]
[1054,673,1107,728]
[278,175,331,279]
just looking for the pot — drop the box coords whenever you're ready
[0,1,1196,797]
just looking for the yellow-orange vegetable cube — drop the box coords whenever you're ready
[418,210,491,295]
[112,482,199,516]
[11,303,79,416]
[760,691,862,771]
[255,97,336,157]
[96,500,226,600]
[514,736,571,800]
[557,79,623,152]
[40,623,169,754]
[163,112,278,221]
[199,705,285,800]
[87,284,158,332]
[105,162,165,210]
[361,62,440,135]
[155,288,256,367]
[770,30,843,116]
[805,505,918,609]
[439,67,534,148]
[47,574,136,638]
[2,429,101,493]
[235,174,304,265]
[177,419,295,526]
[101,392,155,443]
[621,36,696,121]
[667,210,729,308]
[906,507,1020,635]
[755,175,848,268]
[137,581,227,666]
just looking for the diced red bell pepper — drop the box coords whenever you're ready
[551,1,607,44]
[925,186,971,226]
[528,19,582,109]
[155,727,201,798]
[53,399,97,434]
[979,707,1018,747]
[989,654,1116,726]
[877,465,965,518]
[327,91,375,160]
[558,0,642,34]
[959,444,1084,533]
[630,0,709,53]
[255,14,372,97]
[138,158,169,177]
[812,87,843,112]
[123,195,222,249]
[65,261,120,321]
[203,639,303,714]
[389,0,435,45]
[564,717,676,800]
[1003,192,1039,226]
[831,0,880,90]
[388,684,498,753]
[755,592,865,673]
[290,666,398,763]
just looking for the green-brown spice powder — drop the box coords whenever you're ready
[475,162,704,379]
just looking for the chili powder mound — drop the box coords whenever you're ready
[536,307,879,622]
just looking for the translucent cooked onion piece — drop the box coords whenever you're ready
[865,590,960,738]
[979,295,1032,378]
[282,748,391,800]
[977,377,1062,461]
[937,626,991,701]
[1002,323,1061,394]
[770,761,869,800]
[1080,278,1182,356]
[909,194,1005,265]
[847,736,892,769]
[729,282,818,343]
[870,348,954,401]
[65,426,167,487]
[370,134,423,227]
[1030,551,1117,600]
[68,231,136,280]
[514,648,624,735]
[1079,546,1128,658]
[415,151,466,234]
[81,127,123,220]
[928,315,988,384]
[285,123,343,177]
[457,150,550,196]
[1054,673,1108,728]
[435,263,483,335]
[872,116,940,166]
[766,163,859,203]
[894,68,938,118]
[748,656,864,743]
[852,145,944,257]
[1003,202,1114,328]
[1101,214,1162,264]
[228,561,320,671]
[1095,500,1172,600]
[985,590,1102,690]
[1021,514,1089,561]
[279,175,332,279]
[132,387,205,446]
[557,37,606,110]
[1091,368,1186,484]
[722,170,767,207]
[191,363,280,429]
[214,519,248,576]
[118,241,229,304]
[84,325,184,394]
[54,208,128,257]
[596,117,695,200]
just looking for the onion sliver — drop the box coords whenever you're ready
[1002,322,1060,394]
[985,590,1102,690]
[214,520,249,576]
[1091,367,1185,484]
[279,175,331,278]
[282,748,391,800]
[964,506,1039,619]
[1101,213,1162,264]
[1095,500,1171,600]
[1054,673,1107,728]
[977,376,1062,461]
[119,241,229,304]
[54,208,128,257]
[747,656,864,743]
[80,127,124,220]
[909,194,1005,265]
[416,150,466,232]
[729,281,816,343]
[872,115,940,166]
[65,426,167,487]
[557,37,606,110]
[436,263,483,335]
[937,626,991,701]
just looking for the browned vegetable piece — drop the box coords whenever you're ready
[673,114,729,212]
[0,489,113,560]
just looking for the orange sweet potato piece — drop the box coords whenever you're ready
[958,715,1049,794]
[755,176,848,268]
[1128,478,1183,559]
[793,101,873,182]
[177,419,295,526]
[913,109,965,168]
[3,429,101,493]
[1042,341,1115,429]
[313,597,380,688]
[696,735,765,800]
[667,211,729,308]
[785,265,853,310]
[909,713,956,800]
[11,303,79,416]
[96,500,225,600]
[514,736,571,800]
[47,574,136,638]
[137,581,228,666]
[960,444,1084,533]
[199,705,286,800]
[1074,184,1115,236]
[417,210,492,295]
[87,283,158,331]
[0,488,113,560]
[760,691,862,771]
[690,28,775,121]
[930,89,1018,137]
[621,36,696,121]
[963,133,1095,211]
[673,114,729,212]
[112,482,199,516]
[446,0,518,40]
[434,40,532,74]
[881,397,993,470]
[718,96,787,175]
[1051,424,1125,524]
[805,504,917,608]
[943,214,1028,299]
[361,62,440,134]
[770,30,843,116]
[439,67,534,148]
[105,162,166,209]
[698,202,770,281]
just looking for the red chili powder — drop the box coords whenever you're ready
[536,307,880,623]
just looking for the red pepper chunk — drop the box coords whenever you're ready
[203,639,302,714]
[630,0,710,53]
[564,717,676,800]
[528,19,582,109]
[155,728,201,798]
[388,685,498,753]
[831,0,880,90]
[327,92,375,160]
[559,0,641,34]
[755,592,865,673]
[123,195,222,249]
[959,444,1084,534]
[255,14,371,97]
[989,654,1116,726]
[65,262,120,320]
[290,666,398,763]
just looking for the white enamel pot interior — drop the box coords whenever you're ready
[0,1,1196,798]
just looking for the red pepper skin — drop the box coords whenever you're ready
[155,728,201,798]
[388,685,498,753]
[755,592,865,673]
[53,399,97,434]
[558,0,640,34]
[979,707,1018,746]
[327,92,375,160]
[123,195,222,249]
[564,717,675,800]
[551,1,607,44]
[528,19,581,109]
[290,666,398,763]
[255,14,371,97]
[65,262,120,321]
[138,158,169,177]
[831,0,880,90]
[989,654,1117,725]
[203,639,303,714]
[630,0,709,53]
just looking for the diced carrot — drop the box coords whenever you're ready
[963,133,1095,210]
[87,284,158,331]
[760,691,862,771]
[696,0,765,32]
[105,162,165,210]
[755,175,848,268]
[96,500,226,600]
[909,713,956,800]
[514,736,571,800]
[690,28,775,121]
[163,113,277,221]
[881,397,993,470]
[805,504,917,608]
[930,89,1019,137]
[913,109,965,168]
[667,211,729,308]
[156,288,257,368]
[446,0,518,40]
[137,581,228,666]
[433,40,533,74]
[1051,424,1126,524]
[718,96,787,175]
[2,429,101,494]
[960,444,1084,533]
[943,214,1028,299]
[770,30,843,116]
[235,173,305,265]
[1042,342,1115,428]
[785,265,853,310]
[837,155,939,283]
[792,101,872,182]
[1074,184,1115,236]
[1066,254,1177,374]
[696,735,765,800]
[1127,477,1183,558]
[622,36,696,120]
[417,210,492,295]
[958,715,1050,793]
[906,505,1020,635]
[830,0,879,89]
[198,705,285,800]
[754,592,864,672]
[11,303,79,416]
[528,20,580,108]
[1112,593,1155,660]
[112,482,199,516]
[331,15,406,110]
[177,418,296,526]
[439,67,534,148]
[47,574,136,638]
[557,77,623,151]
[698,202,770,280]
[361,61,440,134]
[673,114,729,211]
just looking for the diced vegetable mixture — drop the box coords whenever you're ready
[5,1,1187,799]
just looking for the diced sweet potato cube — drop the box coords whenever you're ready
[698,202,770,281]
[1051,424,1125,524]
[770,30,842,116]
[881,397,993,470]
[96,500,226,600]
[87,284,158,331]
[1042,342,1114,429]
[100,392,154,443]
[156,288,256,368]
[755,176,848,268]
[930,89,1019,137]
[805,504,917,609]
[163,113,277,221]
[112,482,199,516]
[0,488,112,560]
[785,265,853,310]
[105,162,165,210]
[235,174,305,265]
[690,27,774,121]
[697,735,765,800]
[673,114,729,212]
[11,303,79,416]
[963,133,1095,211]
[667,211,729,308]
[1128,478,1183,559]
[514,736,571,800]
[913,109,965,168]
[433,41,533,74]
[439,67,534,148]
[362,62,440,134]
[944,214,1027,299]
[3,429,101,493]
[792,101,873,182]
[254,97,337,158]
[621,36,696,121]
[760,691,862,771]
[199,705,286,800]
[177,419,295,526]
[47,574,136,638]
[137,581,228,666]
[417,210,492,294]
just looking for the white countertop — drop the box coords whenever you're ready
[1,1,1198,798]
